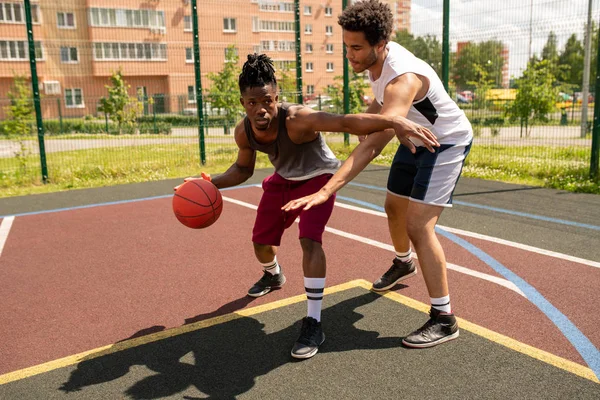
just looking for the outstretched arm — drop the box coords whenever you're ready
[286,103,438,153]
[283,73,428,211]
[283,130,395,211]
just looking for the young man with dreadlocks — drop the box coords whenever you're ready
[177,53,438,359]
[284,0,473,349]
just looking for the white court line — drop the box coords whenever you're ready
[222,196,526,297]
[0,216,15,257]
[334,201,600,270]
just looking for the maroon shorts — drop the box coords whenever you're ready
[252,173,336,246]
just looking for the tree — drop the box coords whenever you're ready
[277,65,297,102]
[395,30,442,76]
[558,34,584,87]
[541,31,559,62]
[98,69,143,134]
[208,45,243,134]
[452,40,505,90]
[506,59,558,137]
[3,76,34,171]
[325,72,370,115]
[467,64,494,110]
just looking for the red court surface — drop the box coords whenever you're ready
[1,185,599,386]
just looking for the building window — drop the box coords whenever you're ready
[93,42,167,61]
[57,12,75,28]
[44,81,61,95]
[0,2,40,24]
[325,7,333,16]
[307,85,314,95]
[259,2,293,12]
[306,62,313,72]
[325,25,333,36]
[259,20,294,32]
[0,40,43,61]
[65,88,84,108]
[304,24,312,34]
[303,6,312,15]
[326,62,334,72]
[60,46,78,63]
[183,15,192,31]
[326,43,333,54]
[187,85,196,103]
[223,17,236,32]
[305,43,312,53]
[89,8,165,29]
[185,47,193,62]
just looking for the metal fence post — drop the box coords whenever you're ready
[590,23,600,179]
[24,0,47,183]
[294,0,303,105]
[57,98,63,134]
[191,0,206,165]
[342,0,350,146]
[442,0,450,91]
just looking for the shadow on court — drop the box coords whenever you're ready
[1,288,598,399]
[59,291,400,399]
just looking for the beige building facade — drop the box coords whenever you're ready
[0,0,410,118]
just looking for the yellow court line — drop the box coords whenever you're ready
[350,280,600,384]
[0,280,362,386]
[1,279,598,385]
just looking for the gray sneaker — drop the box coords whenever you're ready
[291,317,325,359]
[402,307,459,348]
[372,258,417,291]
[247,270,286,297]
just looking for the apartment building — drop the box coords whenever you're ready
[0,0,410,118]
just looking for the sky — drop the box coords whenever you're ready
[410,0,600,78]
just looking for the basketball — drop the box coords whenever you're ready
[172,179,223,229]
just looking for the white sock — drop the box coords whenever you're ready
[431,295,451,313]
[260,257,280,275]
[395,249,412,263]
[304,277,326,322]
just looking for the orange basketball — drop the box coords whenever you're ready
[172,179,223,229]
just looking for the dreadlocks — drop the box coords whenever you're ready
[239,53,277,94]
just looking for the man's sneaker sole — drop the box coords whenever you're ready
[247,275,286,298]
[371,269,417,292]
[402,330,459,348]
[290,335,325,359]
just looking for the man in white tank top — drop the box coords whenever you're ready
[284,0,473,349]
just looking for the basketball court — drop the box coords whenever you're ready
[0,166,599,398]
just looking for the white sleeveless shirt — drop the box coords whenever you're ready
[368,41,472,146]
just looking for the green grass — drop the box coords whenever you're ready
[1,139,598,198]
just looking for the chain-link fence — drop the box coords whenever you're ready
[0,0,599,192]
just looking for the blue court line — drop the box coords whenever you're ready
[346,182,600,232]
[336,195,600,379]
[0,183,259,219]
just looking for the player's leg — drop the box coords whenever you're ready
[401,142,471,348]
[290,174,335,359]
[247,175,287,298]
[373,145,418,291]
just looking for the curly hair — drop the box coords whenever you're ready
[238,53,277,94]
[337,0,393,46]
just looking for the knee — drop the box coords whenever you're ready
[384,196,405,220]
[406,217,428,244]
[253,243,273,257]
[300,238,321,254]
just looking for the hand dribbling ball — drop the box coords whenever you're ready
[173,179,223,229]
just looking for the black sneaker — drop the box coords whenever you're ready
[402,308,459,348]
[247,270,286,297]
[372,258,417,291]
[291,317,325,359]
